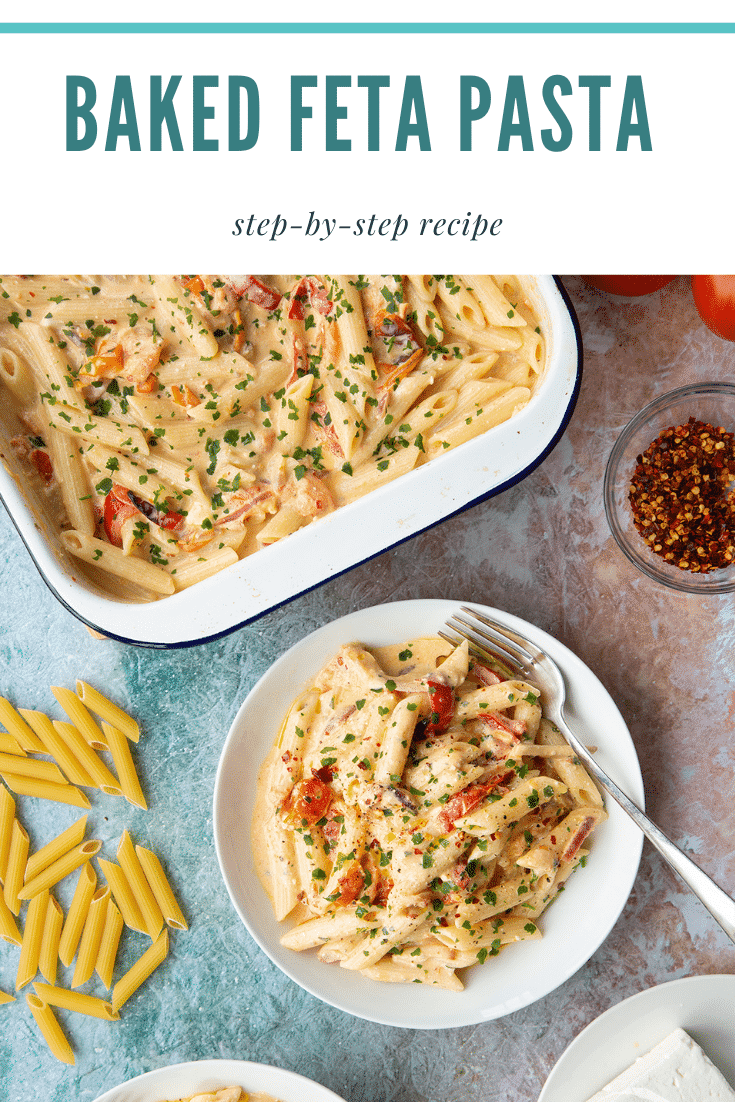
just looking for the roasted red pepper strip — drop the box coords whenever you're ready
[288,277,333,321]
[103,484,140,547]
[241,276,281,311]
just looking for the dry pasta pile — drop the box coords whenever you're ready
[0,274,544,601]
[255,637,606,989]
[0,684,187,1063]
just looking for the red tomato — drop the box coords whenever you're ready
[103,484,139,547]
[159,511,184,531]
[582,275,676,296]
[425,681,455,737]
[691,275,735,341]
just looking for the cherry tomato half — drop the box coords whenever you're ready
[582,275,677,297]
[691,275,735,341]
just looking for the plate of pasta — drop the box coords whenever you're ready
[213,599,644,1029]
[92,1059,348,1102]
[0,275,580,646]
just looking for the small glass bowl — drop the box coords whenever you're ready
[604,382,735,594]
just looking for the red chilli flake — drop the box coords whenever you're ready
[628,417,735,573]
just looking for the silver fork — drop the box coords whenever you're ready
[442,605,735,945]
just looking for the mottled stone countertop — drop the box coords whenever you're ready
[1,276,733,1101]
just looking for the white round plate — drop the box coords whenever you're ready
[93,1059,347,1102]
[213,599,644,1030]
[539,974,735,1101]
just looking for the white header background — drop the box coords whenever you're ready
[1,24,732,271]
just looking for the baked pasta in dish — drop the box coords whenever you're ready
[0,275,544,600]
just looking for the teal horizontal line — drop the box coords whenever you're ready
[1,21,734,33]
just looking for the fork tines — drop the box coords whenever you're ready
[441,606,536,681]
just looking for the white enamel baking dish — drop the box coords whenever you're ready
[0,276,581,647]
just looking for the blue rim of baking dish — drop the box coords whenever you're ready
[0,276,583,649]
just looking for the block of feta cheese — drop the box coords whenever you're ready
[586,1027,735,1101]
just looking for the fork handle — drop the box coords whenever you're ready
[556,710,735,945]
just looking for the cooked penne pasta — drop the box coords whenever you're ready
[111,928,168,1012]
[255,635,605,988]
[1,275,544,600]
[26,994,75,1065]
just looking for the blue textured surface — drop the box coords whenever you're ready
[1,277,734,1102]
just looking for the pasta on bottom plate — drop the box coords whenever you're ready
[253,637,606,989]
[161,1090,278,1102]
[0,275,544,602]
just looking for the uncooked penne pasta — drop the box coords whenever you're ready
[0,698,45,753]
[19,840,101,901]
[25,816,88,884]
[50,719,119,794]
[0,733,24,755]
[72,885,110,987]
[134,846,187,930]
[101,724,146,809]
[76,682,140,742]
[58,862,97,968]
[0,752,66,785]
[26,994,75,1065]
[39,896,64,985]
[95,900,123,989]
[0,988,15,1005]
[18,711,95,787]
[4,818,29,915]
[117,831,163,940]
[0,886,22,945]
[0,784,14,884]
[97,857,147,933]
[33,982,119,1020]
[111,928,168,1012]
[50,687,107,751]
[0,774,92,809]
[16,888,49,990]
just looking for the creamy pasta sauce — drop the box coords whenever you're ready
[0,275,544,601]
[253,636,605,988]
